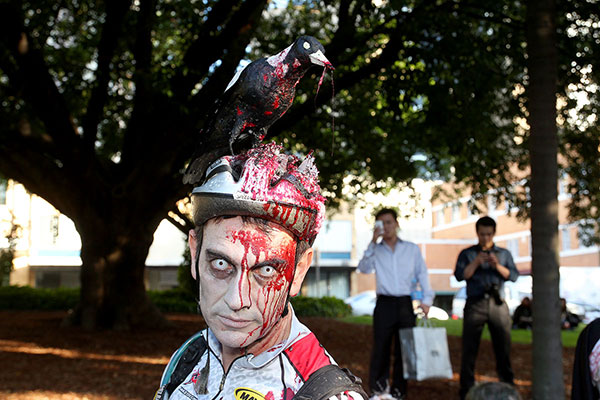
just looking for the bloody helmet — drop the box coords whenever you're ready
[190,143,325,243]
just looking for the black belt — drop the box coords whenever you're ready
[377,295,411,301]
[467,293,504,304]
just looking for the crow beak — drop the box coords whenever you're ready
[309,50,334,69]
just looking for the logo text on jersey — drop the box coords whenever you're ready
[234,387,266,400]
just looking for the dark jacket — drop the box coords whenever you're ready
[572,318,600,400]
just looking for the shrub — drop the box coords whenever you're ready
[0,286,351,318]
[0,247,14,287]
[177,242,197,300]
[147,288,197,314]
[0,286,79,310]
[291,296,352,318]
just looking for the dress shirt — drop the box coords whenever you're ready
[454,244,519,299]
[357,238,434,306]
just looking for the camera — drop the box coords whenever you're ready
[481,250,493,269]
[490,284,502,305]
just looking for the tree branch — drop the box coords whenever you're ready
[167,0,268,170]
[0,129,84,219]
[81,0,133,152]
[0,3,80,154]
[171,0,269,100]
[120,0,157,171]
[166,204,194,235]
[451,1,524,30]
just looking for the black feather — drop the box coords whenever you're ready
[183,36,333,185]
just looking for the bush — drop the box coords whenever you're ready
[0,286,351,318]
[0,247,14,287]
[0,286,79,310]
[291,296,352,318]
[147,288,197,314]
[177,242,197,300]
[0,286,199,314]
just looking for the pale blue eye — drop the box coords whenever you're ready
[258,265,277,278]
[211,259,229,271]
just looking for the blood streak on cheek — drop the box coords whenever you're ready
[259,240,296,333]
[228,229,269,309]
[227,228,295,342]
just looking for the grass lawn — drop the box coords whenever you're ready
[339,315,585,347]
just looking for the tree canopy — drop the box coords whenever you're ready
[0,0,599,331]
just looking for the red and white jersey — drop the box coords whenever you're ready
[162,310,364,400]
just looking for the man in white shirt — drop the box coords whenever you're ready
[358,208,434,399]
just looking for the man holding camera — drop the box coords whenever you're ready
[454,216,519,400]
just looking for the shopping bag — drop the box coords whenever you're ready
[399,319,453,381]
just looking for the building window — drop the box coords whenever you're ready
[558,172,568,196]
[436,208,444,226]
[452,203,460,222]
[303,268,350,299]
[487,196,497,213]
[0,179,6,205]
[561,227,571,251]
[36,271,61,288]
[50,215,60,244]
[507,239,519,260]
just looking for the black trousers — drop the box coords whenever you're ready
[459,296,515,399]
[370,295,416,396]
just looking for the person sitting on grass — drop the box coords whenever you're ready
[561,298,581,331]
[512,297,532,330]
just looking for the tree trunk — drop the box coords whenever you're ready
[65,210,170,330]
[526,0,564,398]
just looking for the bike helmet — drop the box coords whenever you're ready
[191,142,325,243]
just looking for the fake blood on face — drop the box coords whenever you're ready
[226,224,296,346]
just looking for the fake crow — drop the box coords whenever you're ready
[183,35,333,185]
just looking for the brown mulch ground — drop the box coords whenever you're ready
[0,311,574,399]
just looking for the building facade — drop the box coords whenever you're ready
[1,180,186,290]
[5,174,598,306]
[428,178,600,305]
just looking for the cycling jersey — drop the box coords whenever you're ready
[159,310,365,400]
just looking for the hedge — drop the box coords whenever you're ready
[0,286,351,318]
[290,296,351,318]
[0,286,79,310]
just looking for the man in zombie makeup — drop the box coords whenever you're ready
[155,143,367,400]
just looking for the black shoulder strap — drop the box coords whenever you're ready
[165,335,207,396]
[293,364,368,400]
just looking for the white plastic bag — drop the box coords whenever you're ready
[399,319,453,381]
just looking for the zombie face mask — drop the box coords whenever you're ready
[190,217,312,353]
